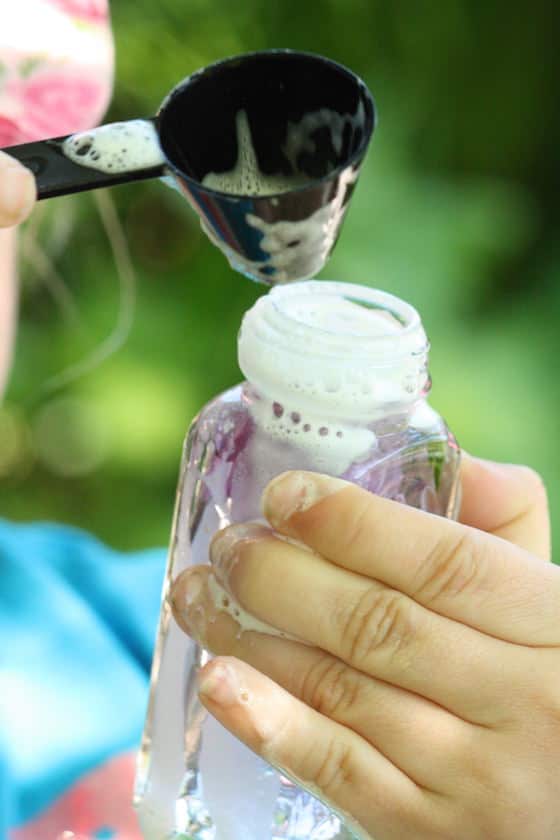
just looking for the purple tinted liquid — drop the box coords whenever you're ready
[194,385,460,523]
[137,384,460,840]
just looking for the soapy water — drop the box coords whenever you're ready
[62,119,165,173]
[207,573,300,642]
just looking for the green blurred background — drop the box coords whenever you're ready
[2,0,558,558]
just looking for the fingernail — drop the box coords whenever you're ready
[262,471,350,529]
[0,165,36,223]
[210,522,272,582]
[170,568,207,636]
[183,569,205,605]
[198,661,247,707]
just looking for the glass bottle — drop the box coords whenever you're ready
[134,281,461,840]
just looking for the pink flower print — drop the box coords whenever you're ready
[11,751,143,840]
[0,116,23,148]
[18,70,111,140]
[48,0,109,23]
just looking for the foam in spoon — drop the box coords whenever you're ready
[62,119,165,174]
[202,110,312,196]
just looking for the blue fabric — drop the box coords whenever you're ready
[0,519,166,834]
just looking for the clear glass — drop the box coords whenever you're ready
[134,285,461,840]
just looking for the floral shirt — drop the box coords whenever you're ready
[0,0,113,147]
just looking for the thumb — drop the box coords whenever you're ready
[0,151,37,228]
[459,453,551,560]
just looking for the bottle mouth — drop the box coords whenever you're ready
[238,281,430,419]
[266,282,426,362]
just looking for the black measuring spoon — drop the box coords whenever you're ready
[4,50,375,283]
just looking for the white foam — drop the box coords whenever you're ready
[61,119,164,174]
[207,574,300,641]
[238,281,429,474]
[202,110,311,196]
[244,167,358,283]
[248,397,377,476]
[202,100,366,199]
[283,99,366,172]
[199,103,366,282]
[275,288,402,336]
[201,165,359,284]
[410,401,440,432]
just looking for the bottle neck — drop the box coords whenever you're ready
[238,281,430,423]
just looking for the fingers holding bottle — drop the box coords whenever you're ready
[459,453,551,560]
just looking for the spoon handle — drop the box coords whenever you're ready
[3,128,166,200]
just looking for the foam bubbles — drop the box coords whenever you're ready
[283,99,366,172]
[199,101,366,282]
[200,165,359,284]
[62,119,164,174]
[202,110,311,196]
[250,396,376,475]
[207,574,300,641]
[279,292,402,337]
[238,281,429,474]
[202,98,366,199]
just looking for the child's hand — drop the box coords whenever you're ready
[172,455,558,840]
[0,150,36,227]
